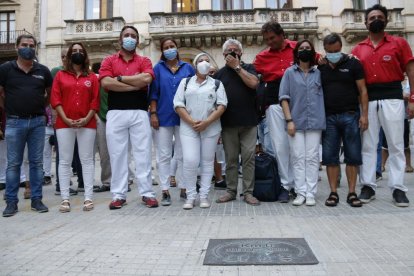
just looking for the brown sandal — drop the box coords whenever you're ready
[59,200,71,213]
[216,192,236,203]
[83,200,94,211]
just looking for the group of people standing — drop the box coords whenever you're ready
[0,4,413,218]
[254,4,414,208]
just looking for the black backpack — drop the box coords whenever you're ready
[253,152,282,202]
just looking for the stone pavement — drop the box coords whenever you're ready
[1,154,414,276]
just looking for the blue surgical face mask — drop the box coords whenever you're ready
[122,37,137,51]
[326,52,342,64]
[163,48,178,61]
[18,47,36,60]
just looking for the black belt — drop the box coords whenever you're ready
[7,114,44,119]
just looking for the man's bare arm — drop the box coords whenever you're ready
[120,73,153,90]
[100,76,140,92]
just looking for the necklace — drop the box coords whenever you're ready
[167,61,179,73]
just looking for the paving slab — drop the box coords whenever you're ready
[1,152,414,275]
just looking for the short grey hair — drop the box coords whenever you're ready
[222,39,243,53]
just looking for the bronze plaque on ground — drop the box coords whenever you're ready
[203,238,318,265]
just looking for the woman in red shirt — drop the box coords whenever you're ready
[51,42,99,213]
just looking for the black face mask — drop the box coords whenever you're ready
[226,52,241,60]
[71,52,85,65]
[298,49,313,62]
[369,19,385,33]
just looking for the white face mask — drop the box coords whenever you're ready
[197,61,211,75]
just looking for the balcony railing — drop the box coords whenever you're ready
[341,8,404,42]
[64,17,125,44]
[0,29,32,51]
[149,8,318,47]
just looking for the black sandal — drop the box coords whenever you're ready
[347,192,362,207]
[325,192,339,207]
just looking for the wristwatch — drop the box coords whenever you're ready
[117,75,123,82]
[285,119,293,123]
[234,65,241,73]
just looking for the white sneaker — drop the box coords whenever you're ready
[183,199,194,210]
[292,195,306,206]
[306,196,316,206]
[200,198,211,208]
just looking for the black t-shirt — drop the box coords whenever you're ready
[214,63,258,127]
[318,55,365,115]
[0,60,52,117]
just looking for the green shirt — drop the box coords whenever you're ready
[98,87,108,122]
[50,65,63,79]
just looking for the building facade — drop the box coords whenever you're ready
[0,0,40,63]
[1,0,413,69]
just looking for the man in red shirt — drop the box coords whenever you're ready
[99,25,159,209]
[254,22,296,203]
[352,4,414,207]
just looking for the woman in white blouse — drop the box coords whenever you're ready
[173,53,228,209]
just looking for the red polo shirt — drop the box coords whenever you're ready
[254,40,297,82]
[99,51,155,81]
[51,70,100,129]
[351,33,414,85]
[99,51,155,111]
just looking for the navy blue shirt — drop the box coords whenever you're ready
[0,60,52,117]
[149,60,195,126]
[318,55,365,115]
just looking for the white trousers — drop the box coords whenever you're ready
[181,134,220,200]
[0,140,27,183]
[266,104,294,189]
[106,110,154,200]
[360,99,407,191]
[56,127,96,201]
[289,130,322,198]
[43,126,54,177]
[170,153,177,176]
[153,126,183,191]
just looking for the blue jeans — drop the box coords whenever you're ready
[5,116,45,203]
[257,117,274,156]
[322,111,362,166]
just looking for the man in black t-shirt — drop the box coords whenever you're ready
[0,34,52,217]
[214,39,260,206]
[319,33,369,208]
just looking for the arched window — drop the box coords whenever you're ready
[172,0,199,12]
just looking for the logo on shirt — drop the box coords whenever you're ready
[339,69,349,72]
[208,94,214,100]
[383,55,392,61]
[32,75,44,80]
[84,80,91,87]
